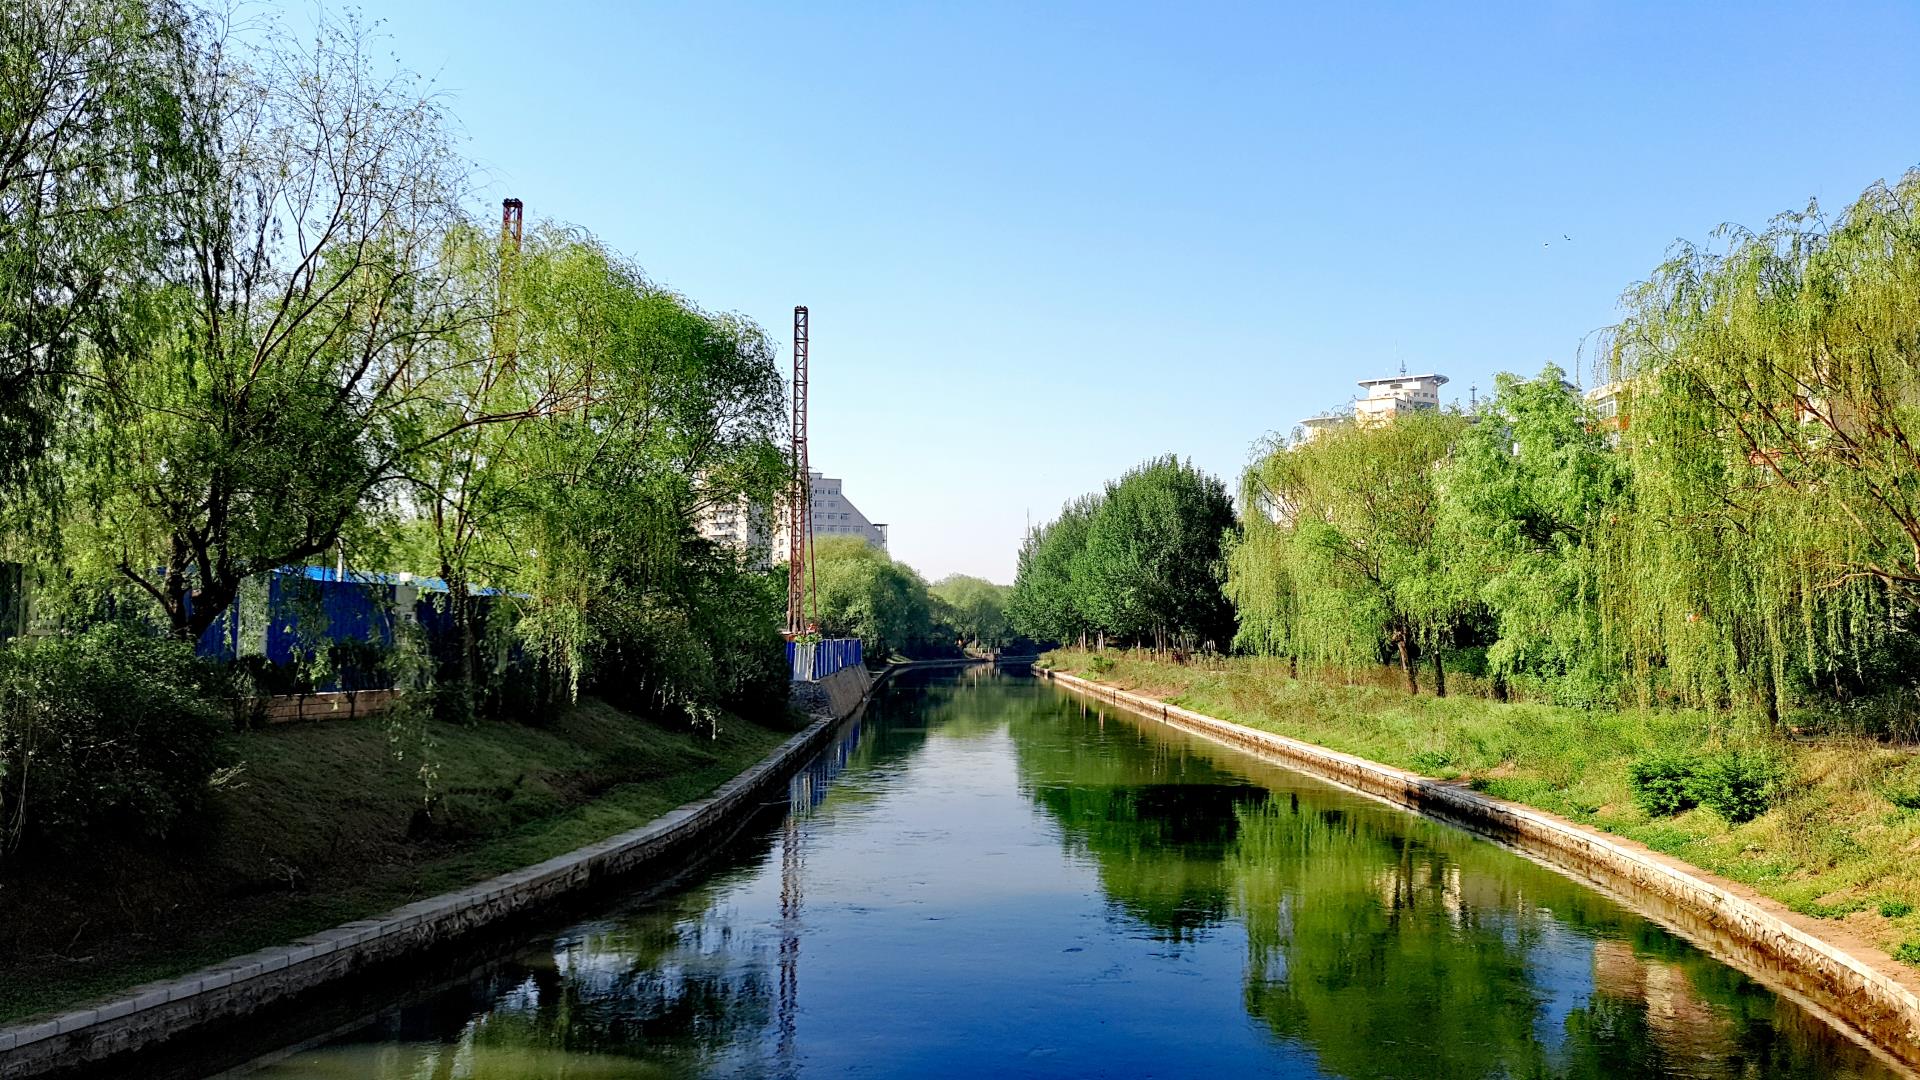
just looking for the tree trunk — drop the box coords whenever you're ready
[1394,630,1419,694]
[442,569,478,724]
[1432,651,1446,698]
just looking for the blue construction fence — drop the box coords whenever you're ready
[192,565,510,692]
[787,637,862,682]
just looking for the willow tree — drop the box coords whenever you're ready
[1435,366,1630,704]
[1225,434,1302,663]
[388,220,598,716]
[931,575,1013,648]
[497,247,787,715]
[0,0,205,512]
[53,14,512,640]
[1237,412,1469,693]
[1606,171,1920,723]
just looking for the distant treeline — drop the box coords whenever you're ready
[1016,170,1920,736]
[801,538,1022,659]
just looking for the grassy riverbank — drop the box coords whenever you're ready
[1042,649,1920,964]
[0,701,793,1023]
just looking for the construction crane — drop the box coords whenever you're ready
[786,306,817,637]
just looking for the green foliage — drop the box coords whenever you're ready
[1438,366,1630,705]
[804,538,949,658]
[1626,749,1779,823]
[1880,899,1913,919]
[1234,411,1469,691]
[1686,750,1781,824]
[1605,170,1920,724]
[1009,494,1100,645]
[1626,754,1700,817]
[1207,172,1920,729]
[1012,456,1237,651]
[0,623,224,859]
[0,0,204,511]
[930,574,1014,648]
[46,11,481,641]
[1079,455,1238,649]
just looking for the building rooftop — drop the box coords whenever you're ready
[1356,373,1448,388]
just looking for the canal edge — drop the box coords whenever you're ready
[0,662,921,1079]
[1040,666,1920,1070]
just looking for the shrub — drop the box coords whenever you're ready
[0,623,225,857]
[1687,750,1780,824]
[1085,653,1116,676]
[1627,753,1700,817]
[1881,899,1913,919]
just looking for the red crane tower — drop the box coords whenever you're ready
[786,306,816,636]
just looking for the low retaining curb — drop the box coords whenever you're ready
[0,674,890,1078]
[1042,667,1920,1070]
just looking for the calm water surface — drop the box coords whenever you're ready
[219,668,1903,1078]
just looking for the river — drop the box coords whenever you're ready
[195,666,1902,1078]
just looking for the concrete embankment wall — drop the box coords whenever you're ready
[1042,667,1920,1072]
[0,670,888,1078]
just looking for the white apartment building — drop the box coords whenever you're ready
[1585,381,1627,447]
[695,497,773,566]
[1353,372,1448,426]
[772,470,889,555]
[1296,371,1450,443]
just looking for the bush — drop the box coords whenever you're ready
[0,623,225,857]
[1626,748,1781,824]
[1627,753,1699,817]
[1085,653,1116,676]
[1687,749,1780,824]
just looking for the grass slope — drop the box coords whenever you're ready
[1043,649,1920,964]
[0,700,790,1022]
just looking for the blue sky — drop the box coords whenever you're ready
[316,1,1919,582]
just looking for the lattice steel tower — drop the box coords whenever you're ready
[786,306,815,635]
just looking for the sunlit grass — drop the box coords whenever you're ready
[1043,648,1920,963]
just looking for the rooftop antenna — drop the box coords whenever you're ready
[1469,384,1478,410]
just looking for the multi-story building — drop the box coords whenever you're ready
[772,470,889,555]
[1296,371,1450,443]
[694,497,773,566]
[1353,372,1449,426]
[1585,381,1626,446]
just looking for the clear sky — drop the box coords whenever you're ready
[306,1,1920,583]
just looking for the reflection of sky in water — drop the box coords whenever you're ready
[223,672,1906,1080]
[1527,920,1600,1063]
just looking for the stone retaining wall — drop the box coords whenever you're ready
[0,669,895,1078]
[1043,667,1920,1071]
